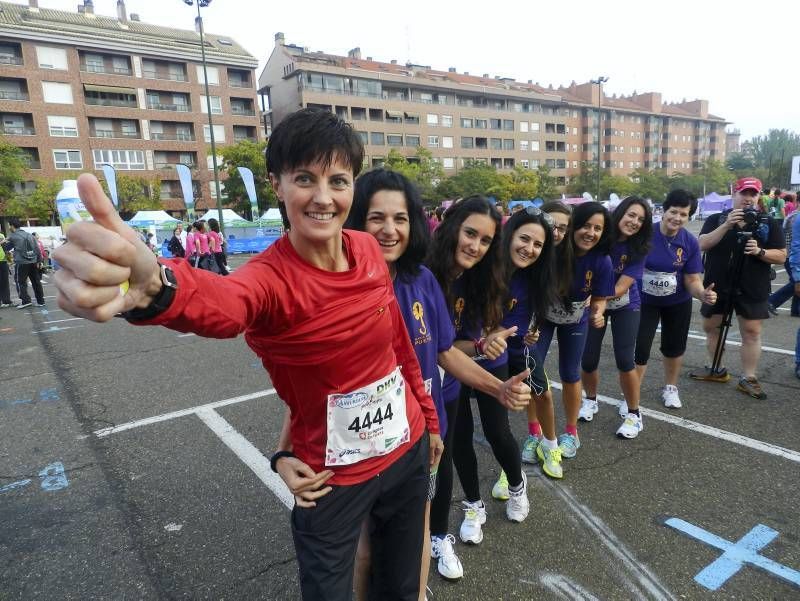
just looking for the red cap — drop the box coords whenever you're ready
[734,177,762,193]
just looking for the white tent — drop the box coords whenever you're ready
[127,210,181,227]
[199,208,251,226]
[259,208,282,221]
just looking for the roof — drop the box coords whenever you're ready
[0,1,257,66]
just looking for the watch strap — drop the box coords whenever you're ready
[122,264,177,322]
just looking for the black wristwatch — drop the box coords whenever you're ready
[270,450,296,473]
[122,263,178,322]
[758,248,766,258]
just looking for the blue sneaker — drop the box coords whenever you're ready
[557,433,580,459]
[521,434,540,464]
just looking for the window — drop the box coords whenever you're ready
[200,95,223,115]
[428,135,439,148]
[475,119,487,129]
[530,159,540,168]
[503,119,514,131]
[442,157,455,169]
[112,56,129,74]
[42,81,72,104]
[196,65,219,86]
[92,149,145,170]
[441,115,453,128]
[387,134,403,146]
[519,121,529,133]
[531,122,540,132]
[53,150,82,169]
[503,139,514,150]
[520,140,529,151]
[210,181,227,199]
[531,141,540,152]
[120,120,138,137]
[521,159,529,169]
[356,131,368,144]
[490,138,502,150]
[84,53,104,72]
[489,118,501,130]
[370,132,385,146]
[426,114,439,126]
[48,116,78,137]
[203,124,226,143]
[442,136,453,149]
[460,117,473,128]
[36,46,68,70]
[461,137,474,149]
[405,135,420,147]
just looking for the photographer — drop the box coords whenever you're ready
[691,177,786,399]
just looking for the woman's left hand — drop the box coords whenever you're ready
[429,433,444,470]
[701,282,717,305]
[523,328,539,345]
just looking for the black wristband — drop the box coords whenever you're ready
[122,264,177,322]
[270,450,296,473]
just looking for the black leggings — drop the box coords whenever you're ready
[453,363,522,502]
[582,308,641,373]
[634,300,693,364]
[430,396,459,536]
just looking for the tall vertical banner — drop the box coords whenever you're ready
[238,167,259,222]
[101,164,119,208]
[175,164,196,221]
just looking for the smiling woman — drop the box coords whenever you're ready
[51,108,443,601]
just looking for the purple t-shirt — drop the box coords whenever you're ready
[502,270,534,363]
[607,241,645,312]
[545,251,614,325]
[640,227,703,306]
[394,266,455,436]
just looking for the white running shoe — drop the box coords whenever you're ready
[578,397,599,422]
[459,500,486,544]
[505,472,529,523]
[662,385,682,409]
[430,534,464,581]
[616,413,643,439]
[618,399,628,417]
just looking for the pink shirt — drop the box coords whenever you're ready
[196,232,211,255]
[207,231,222,253]
[185,233,196,257]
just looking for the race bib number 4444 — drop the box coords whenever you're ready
[325,367,410,466]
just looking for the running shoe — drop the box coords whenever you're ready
[491,470,509,501]
[521,434,541,464]
[736,376,767,400]
[506,472,529,523]
[661,385,682,409]
[16,302,32,309]
[36,302,46,307]
[767,302,778,316]
[557,433,580,459]
[578,397,598,422]
[618,398,629,417]
[616,413,643,439]
[536,443,563,479]
[689,365,730,383]
[459,500,486,545]
[430,534,463,581]
[0,303,13,308]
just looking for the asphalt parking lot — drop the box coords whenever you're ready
[1,245,798,600]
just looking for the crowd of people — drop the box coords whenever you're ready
[43,108,798,600]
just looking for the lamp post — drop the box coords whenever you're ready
[590,76,608,202]
[183,0,225,237]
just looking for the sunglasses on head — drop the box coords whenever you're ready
[523,206,555,228]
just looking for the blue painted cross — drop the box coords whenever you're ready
[665,517,800,591]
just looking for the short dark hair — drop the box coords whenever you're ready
[8,218,21,229]
[611,196,653,261]
[664,188,697,216]
[266,108,365,230]
[207,218,220,233]
[571,201,612,254]
[345,168,429,282]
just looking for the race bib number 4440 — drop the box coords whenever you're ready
[325,366,410,466]
[643,270,678,297]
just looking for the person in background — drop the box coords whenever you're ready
[6,218,45,309]
[207,218,229,275]
[168,225,186,259]
[0,233,13,307]
[768,196,799,317]
[783,193,796,220]
[790,209,800,379]
[184,224,196,266]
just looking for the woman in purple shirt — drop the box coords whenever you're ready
[580,197,652,439]
[634,189,717,409]
[345,171,531,591]
[532,202,615,459]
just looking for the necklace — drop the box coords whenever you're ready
[662,228,679,254]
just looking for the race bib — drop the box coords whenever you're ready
[424,378,432,395]
[325,366,410,466]
[545,300,588,324]
[643,270,677,297]
[606,290,630,310]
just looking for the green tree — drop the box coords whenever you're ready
[0,138,28,202]
[5,177,63,223]
[434,160,505,200]
[747,129,800,188]
[218,140,275,219]
[726,152,754,172]
[100,174,162,218]
[535,165,559,200]
[565,162,598,197]
[384,148,445,201]
[507,165,540,200]
[629,168,669,202]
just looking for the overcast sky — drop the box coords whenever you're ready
[15,0,798,141]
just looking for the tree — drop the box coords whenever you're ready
[5,177,63,223]
[100,174,162,218]
[726,152,754,172]
[218,139,275,219]
[565,162,598,197]
[535,165,559,200]
[0,138,28,202]
[383,148,445,201]
[629,168,669,202]
[747,129,800,188]
[507,165,540,200]
[434,160,506,201]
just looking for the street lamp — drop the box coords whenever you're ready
[590,76,608,202]
[183,0,225,237]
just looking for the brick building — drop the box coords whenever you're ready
[259,34,728,188]
[0,0,261,217]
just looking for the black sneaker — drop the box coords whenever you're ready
[36,302,46,307]
[767,303,778,316]
[16,302,32,309]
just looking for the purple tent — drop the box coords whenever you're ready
[698,192,732,218]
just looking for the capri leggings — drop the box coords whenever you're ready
[634,299,693,365]
[535,319,589,384]
[429,395,459,536]
[452,363,523,501]
[581,308,641,373]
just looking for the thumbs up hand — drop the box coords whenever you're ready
[499,368,532,411]
[51,174,162,322]
[701,282,717,306]
[482,325,517,360]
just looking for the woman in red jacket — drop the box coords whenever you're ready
[51,108,443,601]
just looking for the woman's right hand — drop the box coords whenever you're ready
[275,457,334,508]
[51,174,162,322]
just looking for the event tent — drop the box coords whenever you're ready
[127,210,181,227]
[698,192,732,218]
[258,208,282,221]
[199,208,252,227]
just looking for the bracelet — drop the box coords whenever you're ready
[270,450,296,473]
[474,337,486,355]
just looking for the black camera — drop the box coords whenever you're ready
[741,208,768,232]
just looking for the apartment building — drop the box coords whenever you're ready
[0,0,260,214]
[258,34,727,188]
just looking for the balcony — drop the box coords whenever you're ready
[86,96,137,108]
[152,132,195,141]
[142,69,188,82]
[155,162,196,170]
[0,125,35,135]
[91,129,141,139]
[147,101,190,112]
[0,52,23,66]
[231,106,255,116]
[0,90,28,101]
[229,79,250,88]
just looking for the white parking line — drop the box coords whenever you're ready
[42,317,84,325]
[549,382,800,464]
